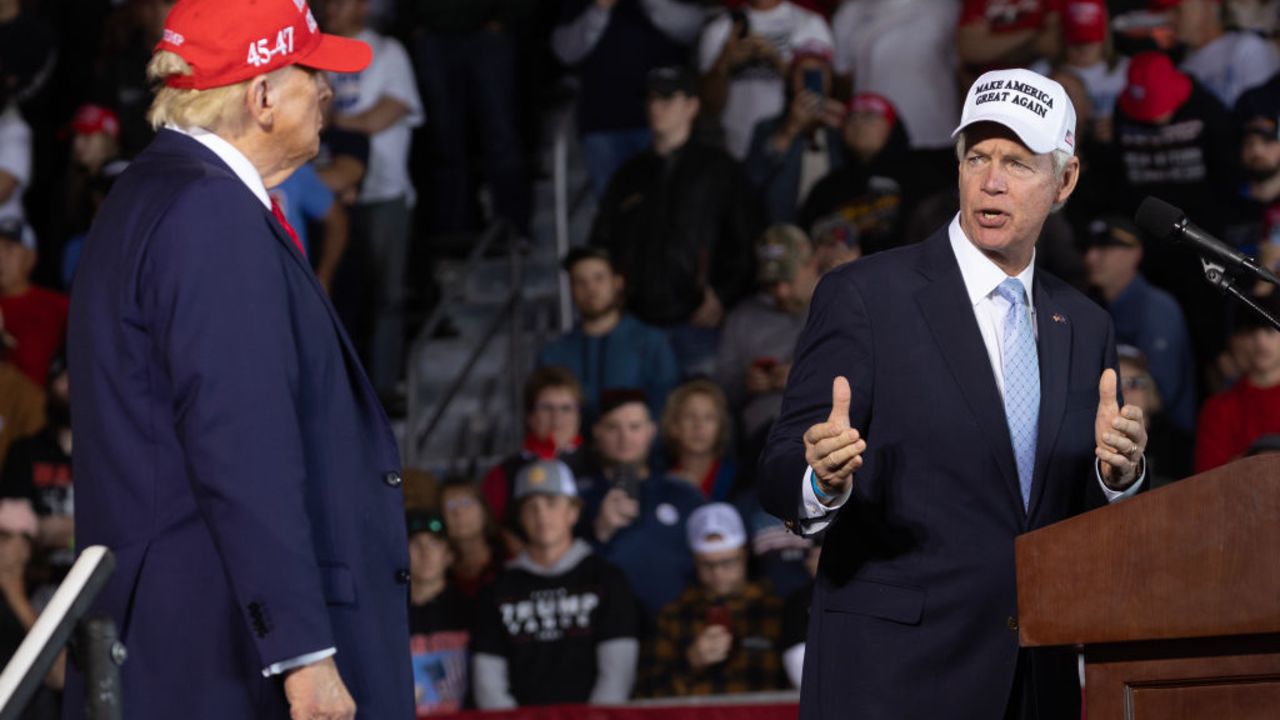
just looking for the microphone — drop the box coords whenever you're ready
[1135,197,1280,287]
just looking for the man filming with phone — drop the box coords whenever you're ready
[583,390,706,622]
[745,44,847,225]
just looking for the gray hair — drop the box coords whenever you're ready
[954,133,1074,211]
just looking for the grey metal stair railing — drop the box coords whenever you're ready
[405,221,530,468]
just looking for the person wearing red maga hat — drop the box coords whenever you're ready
[65,1,412,718]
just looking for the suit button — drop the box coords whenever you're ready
[383,472,403,488]
[1006,616,1019,631]
[395,569,410,584]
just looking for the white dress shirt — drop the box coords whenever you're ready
[799,214,1144,529]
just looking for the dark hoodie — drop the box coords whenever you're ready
[797,117,921,255]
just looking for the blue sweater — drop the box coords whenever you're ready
[584,474,705,620]
[537,313,680,423]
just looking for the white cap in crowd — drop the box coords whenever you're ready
[953,68,1077,156]
[687,502,747,555]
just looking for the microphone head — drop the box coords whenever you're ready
[1135,197,1186,240]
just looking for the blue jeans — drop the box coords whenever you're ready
[580,128,652,198]
[413,30,529,235]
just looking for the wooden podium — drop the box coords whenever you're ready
[1015,455,1280,719]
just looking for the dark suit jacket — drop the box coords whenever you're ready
[760,225,1118,719]
[66,130,413,719]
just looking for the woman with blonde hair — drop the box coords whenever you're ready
[662,379,738,501]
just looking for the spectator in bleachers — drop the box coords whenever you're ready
[0,95,31,224]
[268,162,349,294]
[744,44,845,225]
[1057,0,1129,143]
[1110,50,1236,370]
[808,214,861,273]
[1082,216,1197,434]
[1116,344,1193,485]
[0,0,57,112]
[699,0,835,160]
[640,502,786,697]
[321,0,424,399]
[441,477,505,599]
[91,0,177,159]
[1158,0,1280,107]
[1195,291,1280,472]
[0,218,66,388]
[60,105,122,238]
[830,0,961,166]
[798,92,921,255]
[956,0,1061,78]
[716,225,818,447]
[57,105,128,290]
[554,0,708,196]
[583,390,705,620]
[472,459,639,708]
[0,351,42,479]
[662,380,737,501]
[407,510,472,715]
[1,353,74,590]
[537,247,680,424]
[1235,73,1280,255]
[481,367,591,544]
[780,533,821,689]
[591,66,761,378]
[410,1,533,236]
[0,497,65,705]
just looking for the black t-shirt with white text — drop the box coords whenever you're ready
[471,550,638,706]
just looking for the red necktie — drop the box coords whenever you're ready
[270,197,306,258]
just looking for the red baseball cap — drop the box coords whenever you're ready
[69,104,120,138]
[848,93,897,128]
[1119,51,1192,122]
[155,0,371,90]
[1064,0,1108,45]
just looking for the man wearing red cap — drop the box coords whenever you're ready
[67,1,412,718]
[1110,50,1236,378]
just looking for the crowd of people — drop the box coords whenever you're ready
[2,0,1280,716]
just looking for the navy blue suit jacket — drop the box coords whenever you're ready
[66,130,413,718]
[760,226,1118,719]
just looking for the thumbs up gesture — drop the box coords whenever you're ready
[803,376,866,504]
[1095,369,1148,489]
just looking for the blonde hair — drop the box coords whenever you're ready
[661,380,732,459]
[146,51,286,135]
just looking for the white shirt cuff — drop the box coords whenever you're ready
[261,647,336,677]
[796,466,852,534]
[1094,457,1146,502]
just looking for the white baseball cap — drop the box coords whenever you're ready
[952,68,1077,156]
[687,503,747,555]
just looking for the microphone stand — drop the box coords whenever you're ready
[1198,257,1280,333]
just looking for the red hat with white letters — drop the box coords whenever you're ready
[155,0,371,90]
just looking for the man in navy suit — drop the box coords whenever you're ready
[66,1,412,718]
[760,69,1150,719]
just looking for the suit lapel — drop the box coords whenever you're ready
[1027,277,1072,518]
[915,232,1025,514]
[261,208,401,458]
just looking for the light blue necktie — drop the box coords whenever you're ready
[996,278,1039,511]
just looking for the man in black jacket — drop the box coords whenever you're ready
[591,65,762,378]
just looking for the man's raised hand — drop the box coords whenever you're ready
[1095,368,1147,490]
[803,376,865,503]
